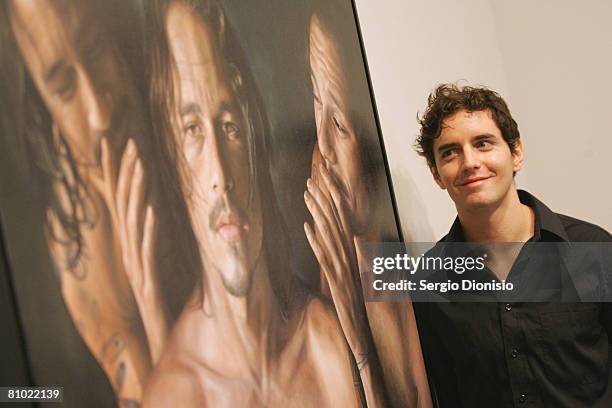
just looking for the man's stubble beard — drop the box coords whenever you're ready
[219,241,252,297]
[190,193,255,298]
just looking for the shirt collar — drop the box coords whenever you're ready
[441,189,569,243]
[517,190,569,242]
[444,217,466,242]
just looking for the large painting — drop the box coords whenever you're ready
[0,0,430,406]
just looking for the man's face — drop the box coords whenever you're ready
[166,1,263,297]
[432,109,523,212]
[9,0,136,165]
[309,15,369,233]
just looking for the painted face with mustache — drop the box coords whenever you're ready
[167,1,263,296]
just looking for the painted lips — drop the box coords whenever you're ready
[215,212,249,242]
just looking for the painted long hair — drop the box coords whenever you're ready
[0,0,198,323]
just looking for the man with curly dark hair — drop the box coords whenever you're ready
[415,84,520,171]
[414,83,612,407]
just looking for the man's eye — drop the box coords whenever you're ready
[55,69,76,100]
[441,149,456,159]
[476,140,491,149]
[222,122,240,141]
[332,115,346,133]
[183,122,202,140]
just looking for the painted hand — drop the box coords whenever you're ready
[100,138,167,364]
[304,164,368,358]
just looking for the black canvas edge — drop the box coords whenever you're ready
[0,209,35,399]
[348,2,440,407]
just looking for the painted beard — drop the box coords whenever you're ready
[193,193,253,297]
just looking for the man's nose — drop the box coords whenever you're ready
[462,146,482,171]
[208,131,234,195]
[80,71,112,133]
[317,112,337,164]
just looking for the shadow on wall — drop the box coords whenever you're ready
[392,167,435,244]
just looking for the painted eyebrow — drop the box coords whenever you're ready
[218,100,237,116]
[311,75,346,111]
[180,102,201,117]
[330,90,344,111]
[180,101,238,118]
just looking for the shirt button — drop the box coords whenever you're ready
[519,394,527,403]
[505,303,512,311]
[511,349,519,358]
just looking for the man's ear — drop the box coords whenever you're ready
[430,165,446,189]
[512,138,524,173]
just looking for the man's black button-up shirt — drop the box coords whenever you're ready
[415,190,612,407]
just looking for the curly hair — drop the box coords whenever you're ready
[415,83,520,169]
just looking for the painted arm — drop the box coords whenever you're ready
[304,165,387,408]
[46,197,151,403]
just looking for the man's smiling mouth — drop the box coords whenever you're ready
[458,175,492,187]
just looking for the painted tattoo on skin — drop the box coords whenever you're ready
[48,232,88,281]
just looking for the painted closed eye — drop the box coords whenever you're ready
[332,115,347,134]
[55,69,76,101]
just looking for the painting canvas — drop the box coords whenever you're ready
[0,0,430,406]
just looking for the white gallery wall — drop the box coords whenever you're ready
[354,0,612,240]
